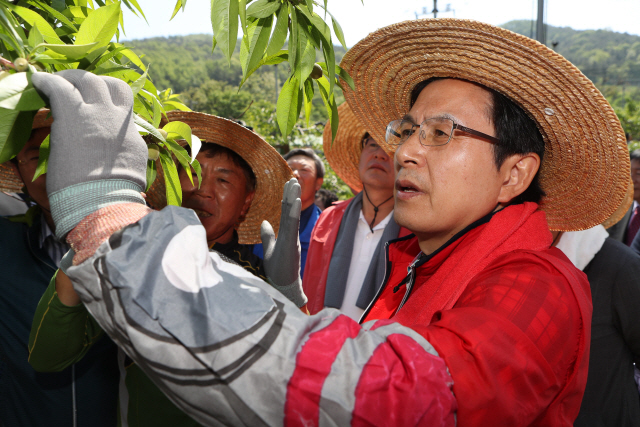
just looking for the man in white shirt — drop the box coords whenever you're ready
[303,103,410,320]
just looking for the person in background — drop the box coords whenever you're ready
[254,147,323,279]
[552,190,640,427]
[28,111,296,426]
[0,109,119,426]
[303,102,411,321]
[607,149,640,243]
[314,188,338,210]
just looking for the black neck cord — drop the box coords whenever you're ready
[362,185,394,233]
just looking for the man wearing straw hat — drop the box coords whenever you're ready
[303,102,410,320]
[0,110,118,426]
[29,18,630,426]
[27,111,298,426]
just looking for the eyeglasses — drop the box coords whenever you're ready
[385,117,501,147]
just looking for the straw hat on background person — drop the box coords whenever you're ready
[340,18,630,231]
[146,110,293,244]
[322,103,369,193]
[0,109,53,193]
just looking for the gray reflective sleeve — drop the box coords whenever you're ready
[66,206,456,427]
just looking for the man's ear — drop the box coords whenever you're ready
[497,153,540,204]
[240,190,256,217]
[314,177,324,192]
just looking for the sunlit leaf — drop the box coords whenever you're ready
[145,158,156,191]
[38,42,98,59]
[0,72,45,111]
[130,66,148,97]
[242,15,273,75]
[27,23,44,49]
[265,3,288,56]
[75,2,120,49]
[170,0,182,20]
[211,0,239,62]
[32,134,50,181]
[25,0,78,31]
[165,137,193,185]
[7,4,64,44]
[246,0,280,19]
[276,75,302,137]
[163,120,193,146]
[159,147,182,206]
[0,108,36,164]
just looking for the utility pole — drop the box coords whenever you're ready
[536,0,546,45]
[432,0,438,18]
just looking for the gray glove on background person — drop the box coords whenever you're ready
[261,178,307,308]
[31,70,147,239]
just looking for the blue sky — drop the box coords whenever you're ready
[121,0,640,45]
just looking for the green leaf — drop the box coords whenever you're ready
[239,49,288,88]
[27,23,44,49]
[316,76,338,141]
[130,66,148,97]
[170,0,182,20]
[211,0,239,62]
[7,4,63,45]
[25,0,78,32]
[276,75,302,137]
[246,0,280,18]
[75,2,120,49]
[159,147,182,206]
[134,114,165,141]
[299,37,315,88]
[122,0,147,23]
[118,46,147,72]
[163,120,194,145]
[145,158,157,192]
[191,157,202,189]
[162,100,192,112]
[0,72,45,111]
[331,15,347,51]
[239,0,247,39]
[242,15,273,76]
[288,4,298,68]
[32,134,50,181]
[152,96,162,128]
[265,3,288,56]
[38,42,98,60]
[0,108,36,164]
[303,78,313,127]
[337,64,355,91]
[165,137,193,185]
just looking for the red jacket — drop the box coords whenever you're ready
[303,199,411,314]
[365,202,592,426]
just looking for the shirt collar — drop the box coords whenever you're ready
[358,209,393,232]
[39,213,56,249]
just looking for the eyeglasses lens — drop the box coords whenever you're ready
[386,118,455,147]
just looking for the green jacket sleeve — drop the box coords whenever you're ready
[28,270,104,372]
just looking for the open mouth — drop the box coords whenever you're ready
[193,209,212,218]
[396,180,419,193]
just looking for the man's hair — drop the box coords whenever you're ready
[283,148,325,179]
[315,188,338,210]
[410,77,546,204]
[193,143,257,193]
[630,149,640,162]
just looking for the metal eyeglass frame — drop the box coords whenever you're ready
[386,118,501,147]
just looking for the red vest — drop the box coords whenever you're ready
[365,202,592,426]
[302,199,411,315]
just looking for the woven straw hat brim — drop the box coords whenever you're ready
[340,18,630,231]
[323,103,368,192]
[0,109,52,193]
[146,111,293,244]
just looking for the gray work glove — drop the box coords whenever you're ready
[31,70,147,239]
[261,178,307,308]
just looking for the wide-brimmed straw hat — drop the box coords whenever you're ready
[340,18,630,231]
[0,109,53,193]
[146,111,293,244]
[322,103,369,192]
[601,179,634,229]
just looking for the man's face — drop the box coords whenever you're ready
[179,152,254,244]
[631,159,640,203]
[393,79,508,250]
[287,155,323,209]
[11,127,50,211]
[358,137,394,193]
